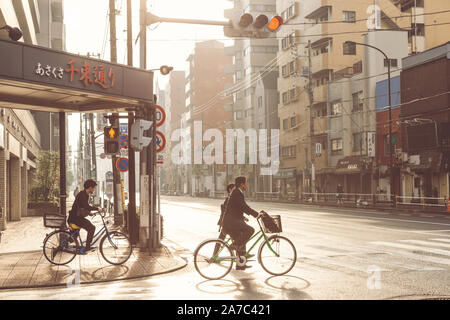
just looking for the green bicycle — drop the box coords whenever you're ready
[193,211,297,280]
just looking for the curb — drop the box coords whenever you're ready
[0,246,188,291]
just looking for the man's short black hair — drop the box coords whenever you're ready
[227,184,235,193]
[84,179,97,189]
[235,176,246,188]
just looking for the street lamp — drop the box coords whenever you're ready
[0,25,23,41]
[344,40,394,205]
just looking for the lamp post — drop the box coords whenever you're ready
[345,41,393,205]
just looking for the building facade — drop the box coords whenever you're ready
[184,40,233,196]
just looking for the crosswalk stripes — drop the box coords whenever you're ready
[294,237,450,273]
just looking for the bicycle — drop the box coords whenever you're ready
[193,211,297,280]
[42,211,132,266]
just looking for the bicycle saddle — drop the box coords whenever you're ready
[69,223,81,230]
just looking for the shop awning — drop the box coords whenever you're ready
[0,38,154,113]
[311,37,332,48]
[404,150,443,173]
[305,6,331,20]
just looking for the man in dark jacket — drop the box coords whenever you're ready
[223,176,262,270]
[68,179,103,253]
[212,183,235,258]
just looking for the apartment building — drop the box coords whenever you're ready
[275,0,450,199]
[184,41,233,196]
[163,71,186,195]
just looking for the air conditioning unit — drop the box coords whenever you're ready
[402,152,409,162]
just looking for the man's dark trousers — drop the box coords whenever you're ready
[69,217,95,248]
[223,217,254,256]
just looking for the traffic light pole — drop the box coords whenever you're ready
[127,0,138,244]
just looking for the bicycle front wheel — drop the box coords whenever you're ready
[100,231,132,265]
[43,230,78,265]
[193,239,234,280]
[258,235,297,276]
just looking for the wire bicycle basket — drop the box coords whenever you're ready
[43,213,66,229]
[261,214,282,233]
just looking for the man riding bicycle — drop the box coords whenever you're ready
[222,176,263,270]
[67,179,103,253]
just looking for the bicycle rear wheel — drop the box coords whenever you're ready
[258,235,296,276]
[193,239,234,280]
[100,231,132,265]
[43,230,78,265]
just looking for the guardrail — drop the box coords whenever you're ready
[256,192,281,201]
[301,192,448,212]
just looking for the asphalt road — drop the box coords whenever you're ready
[1,195,450,300]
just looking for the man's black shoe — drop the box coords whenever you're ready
[236,265,252,271]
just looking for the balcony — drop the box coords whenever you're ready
[313,116,328,135]
[313,85,327,103]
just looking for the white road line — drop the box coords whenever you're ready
[430,238,450,243]
[371,241,450,257]
[310,255,391,272]
[348,253,444,271]
[400,240,450,249]
[368,244,450,265]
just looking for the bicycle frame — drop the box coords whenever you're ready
[69,213,117,250]
[213,217,280,262]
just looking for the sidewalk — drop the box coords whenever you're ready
[0,216,187,290]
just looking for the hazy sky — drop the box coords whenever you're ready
[64,0,232,151]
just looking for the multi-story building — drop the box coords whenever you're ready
[224,0,279,197]
[0,2,43,230]
[399,42,450,201]
[184,40,232,196]
[164,71,186,195]
[276,0,450,199]
[327,30,408,197]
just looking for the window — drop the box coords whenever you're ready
[283,119,289,130]
[331,101,342,115]
[258,123,263,129]
[235,111,243,120]
[290,88,297,101]
[282,38,288,50]
[289,60,296,74]
[51,1,64,22]
[352,91,363,111]
[282,92,289,104]
[243,47,250,56]
[282,65,288,77]
[290,116,296,128]
[343,11,356,23]
[384,59,398,68]
[353,132,362,152]
[343,42,356,55]
[331,138,343,151]
[282,146,296,157]
[384,134,397,155]
[288,32,295,46]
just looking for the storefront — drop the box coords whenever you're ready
[333,156,373,194]
[273,168,298,200]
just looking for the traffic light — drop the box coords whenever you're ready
[224,14,283,38]
[130,119,153,152]
[104,126,120,155]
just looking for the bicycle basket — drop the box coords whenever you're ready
[43,213,66,228]
[261,214,282,233]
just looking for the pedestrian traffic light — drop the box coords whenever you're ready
[224,14,283,38]
[130,119,153,152]
[104,126,120,155]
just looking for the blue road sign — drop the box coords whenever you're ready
[119,133,128,148]
[116,157,129,172]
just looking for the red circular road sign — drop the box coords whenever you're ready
[116,157,129,172]
[156,105,166,127]
[156,130,166,153]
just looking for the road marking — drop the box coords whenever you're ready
[348,253,444,271]
[430,238,450,243]
[369,242,450,266]
[400,239,450,249]
[372,241,450,257]
[310,255,391,272]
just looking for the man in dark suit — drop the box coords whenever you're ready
[223,176,263,270]
[67,179,103,253]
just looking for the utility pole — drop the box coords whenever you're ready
[79,114,84,185]
[307,40,315,197]
[127,0,138,244]
[109,0,122,225]
[89,114,97,181]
